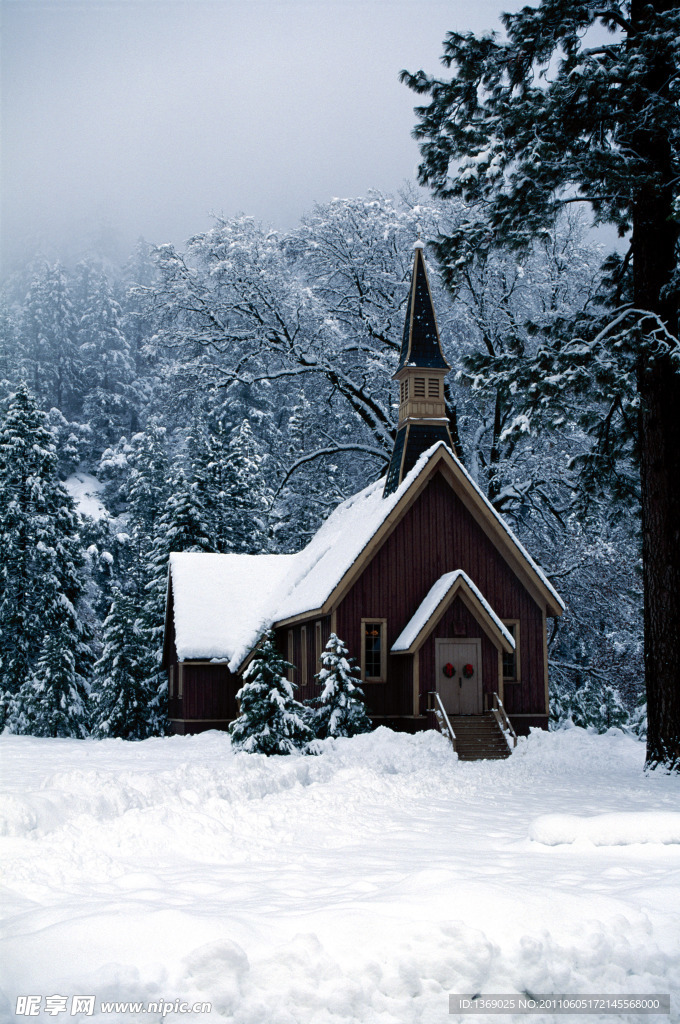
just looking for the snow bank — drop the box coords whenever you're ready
[530,811,680,846]
[3,727,678,1023]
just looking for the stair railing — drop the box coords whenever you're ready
[492,693,517,751]
[428,691,457,753]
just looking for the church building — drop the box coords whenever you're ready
[163,243,564,753]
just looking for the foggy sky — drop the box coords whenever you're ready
[1,1,519,272]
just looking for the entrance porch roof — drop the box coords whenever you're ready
[391,570,515,656]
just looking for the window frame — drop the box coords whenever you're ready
[315,621,322,675]
[502,620,521,682]
[361,618,387,683]
[301,625,307,686]
[287,629,294,682]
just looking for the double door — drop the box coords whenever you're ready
[435,638,482,715]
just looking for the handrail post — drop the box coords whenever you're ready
[428,690,457,753]
[492,692,517,749]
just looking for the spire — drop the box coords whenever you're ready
[395,243,450,374]
[383,241,453,497]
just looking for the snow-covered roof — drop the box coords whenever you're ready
[391,570,515,653]
[170,552,296,665]
[168,442,562,671]
[168,447,436,670]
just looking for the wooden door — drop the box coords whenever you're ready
[435,638,482,715]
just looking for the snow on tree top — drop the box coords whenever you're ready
[64,472,107,520]
[169,442,562,670]
[391,570,515,652]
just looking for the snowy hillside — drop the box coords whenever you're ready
[1,728,679,1022]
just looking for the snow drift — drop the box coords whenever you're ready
[1,726,679,1023]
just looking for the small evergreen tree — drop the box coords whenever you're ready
[230,632,311,754]
[79,265,137,452]
[90,589,156,740]
[306,633,371,739]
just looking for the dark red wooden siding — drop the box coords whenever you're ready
[336,468,546,721]
[181,663,239,721]
[273,616,331,704]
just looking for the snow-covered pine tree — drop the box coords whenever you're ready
[90,588,157,740]
[125,420,172,542]
[10,624,89,738]
[188,411,234,553]
[20,260,82,417]
[223,418,270,554]
[306,633,371,739]
[551,679,631,734]
[0,296,19,386]
[230,631,312,754]
[79,265,137,453]
[0,384,90,732]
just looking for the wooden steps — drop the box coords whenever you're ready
[448,712,512,760]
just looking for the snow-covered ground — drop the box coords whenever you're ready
[1,727,679,1023]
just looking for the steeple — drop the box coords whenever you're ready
[383,241,454,497]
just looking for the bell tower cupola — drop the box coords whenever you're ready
[383,240,454,496]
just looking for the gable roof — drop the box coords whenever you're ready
[167,442,564,672]
[391,570,516,655]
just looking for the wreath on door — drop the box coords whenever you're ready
[462,663,474,678]
[443,663,455,678]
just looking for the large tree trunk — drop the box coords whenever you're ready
[632,0,680,771]
[639,357,680,770]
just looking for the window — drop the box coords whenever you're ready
[414,377,426,397]
[428,378,440,398]
[400,379,409,403]
[301,625,307,686]
[178,664,184,698]
[169,664,174,698]
[502,621,521,681]
[362,619,387,681]
[315,621,322,674]
[287,629,294,682]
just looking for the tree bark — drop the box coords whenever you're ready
[631,0,680,770]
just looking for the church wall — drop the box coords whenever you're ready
[273,615,331,703]
[169,662,239,734]
[336,469,547,727]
